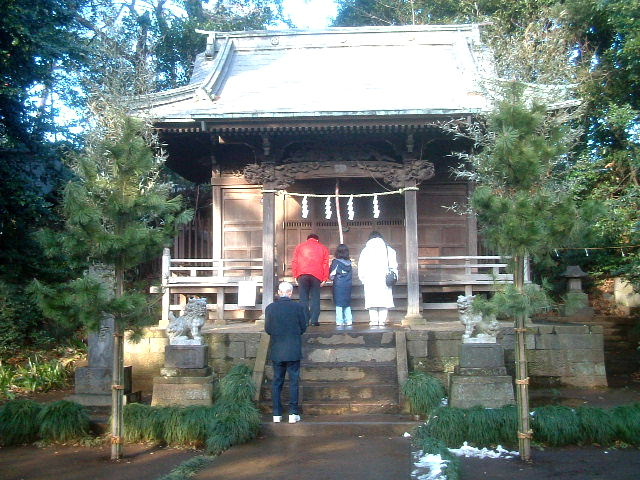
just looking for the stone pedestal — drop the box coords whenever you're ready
[449,343,515,409]
[152,345,215,406]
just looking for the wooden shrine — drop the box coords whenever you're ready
[136,24,527,326]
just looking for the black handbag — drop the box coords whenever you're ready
[385,245,397,286]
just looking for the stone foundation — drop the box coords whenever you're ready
[125,322,607,395]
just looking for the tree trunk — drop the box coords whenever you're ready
[513,254,532,461]
[111,267,125,460]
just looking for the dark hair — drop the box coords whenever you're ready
[368,231,383,240]
[307,234,319,240]
[335,244,350,260]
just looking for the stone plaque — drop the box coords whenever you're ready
[459,343,505,369]
[87,315,115,368]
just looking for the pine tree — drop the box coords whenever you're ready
[467,83,582,461]
[31,116,192,459]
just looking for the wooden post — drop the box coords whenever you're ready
[402,182,425,326]
[514,254,532,461]
[335,180,343,244]
[260,188,276,321]
[160,248,170,328]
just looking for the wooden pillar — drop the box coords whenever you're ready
[160,248,171,328]
[259,187,276,324]
[402,181,426,326]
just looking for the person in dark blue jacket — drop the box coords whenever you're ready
[265,281,308,423]
[330,244,353,327]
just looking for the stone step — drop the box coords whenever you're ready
[264,363,398,383]
[297,401,401,415]
[303,331,397,348]
[261,382,399,403]
[260,414,416,437]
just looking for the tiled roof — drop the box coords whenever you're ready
[136,25,495,125]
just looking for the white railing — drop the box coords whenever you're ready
[418,255,530,285]
[164,255,264,284]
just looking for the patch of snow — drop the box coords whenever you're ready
[440,397,449,406]
[404,432,412,437]
[449,442,519,459]
[412,450,449,480]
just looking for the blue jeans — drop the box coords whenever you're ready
[272,360,301,416]
[336,306,352,325]
[297,274,321,325]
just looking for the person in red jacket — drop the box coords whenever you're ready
[291,233,330,326]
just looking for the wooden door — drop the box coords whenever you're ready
[222,187,263,260]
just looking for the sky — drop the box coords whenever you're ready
[283,0,338,29]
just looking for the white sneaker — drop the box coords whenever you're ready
[273,416,282,423]
[289,414,301,423]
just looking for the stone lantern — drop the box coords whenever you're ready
[561,265,593,319]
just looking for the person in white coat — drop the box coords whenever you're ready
[357,231,398,326]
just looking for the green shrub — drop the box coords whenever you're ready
[402,372,446,417]
[420,406,467,448]
[465,405,518,448]
[576,406,616,446]
[0,399,42,445]
[124,403,162,443]
[163,405,216,447]
[412,426,461,480]
[532,405,583,446]
[38,400,90,443]
[611,403,640,445]
[217,364,255,402]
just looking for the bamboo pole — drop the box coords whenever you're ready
[111,267,125,460]
[335,180,343,244]
[513,254,532,461]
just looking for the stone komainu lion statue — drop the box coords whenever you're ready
[167,297,207,345]
[457,294,500,342]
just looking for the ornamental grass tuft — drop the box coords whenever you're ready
[465,405,518,448]
[532,405,583,446]
[402,371,446,417]
[0,399,42,445]
[576,406,616,446]
[163,405,216,447]
[217,364,255,403]
[37,400,90,443]
[124,403,165,443]
[611,403,640,445]
[412,427,461,480]
[157,455,216,480]
[420,406,467,448]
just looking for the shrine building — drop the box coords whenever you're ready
[136,24,522,327]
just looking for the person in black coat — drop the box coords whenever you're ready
[265,281,308,423]
[330,243,353,327]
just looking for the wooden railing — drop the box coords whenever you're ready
[166,256,264,283]
[418,255,530,285]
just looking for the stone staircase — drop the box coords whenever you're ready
[588,315,640,377]
[260,328,408,416]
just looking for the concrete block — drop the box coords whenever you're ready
[428,339,460,357]
[449,375,515,409]
[566,349,605,363]
[568,362,607,377]
[164,345,209,369]
[560,375,608,387]
[306,347,396,363]
[151,375,214,406]
[527,350,570,376]
[245,338,259,358]
[407,340,428,357]
[535,333,601,350]
[406,331,430,342]
[459,343,505,369]
[209,343,228,359]
[160,366,212,377]
[228,341,246,359]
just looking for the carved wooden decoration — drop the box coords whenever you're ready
[243,159,435,189]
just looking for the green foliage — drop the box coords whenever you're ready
[206,364,261,456]
[611,403,640,445]
[466,405,518,448]
[411,427,462,480]
[0,399,42,445]
[163,406,217,447]
[0,354,75,399]
[32,116,192,333]
[156,455,216,480]
[123,403,163,443]
[576,406,616,446]
[37,400,90,443]
[419,406,468,448]
[532,405,583,446]
[216,364,256,403]
[473,283,553,320]
[402,371,446,417]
